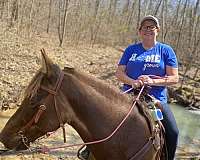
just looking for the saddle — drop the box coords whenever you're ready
[134,87,167,160]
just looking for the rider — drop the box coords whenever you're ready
[115,15,179,160]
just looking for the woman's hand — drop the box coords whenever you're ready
[131,79,144,88]
[138,75,154,85]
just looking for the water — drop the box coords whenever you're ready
[171,104,200,151]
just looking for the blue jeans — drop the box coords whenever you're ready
[161,103,179,160]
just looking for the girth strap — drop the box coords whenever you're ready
[129,137,153,160]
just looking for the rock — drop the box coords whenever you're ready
[8,103,16,109]
[194,101,200,108]
[168,87,192,107]
[87,61,94,65]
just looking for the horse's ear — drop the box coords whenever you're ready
[40,48,54,77]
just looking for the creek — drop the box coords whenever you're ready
[171,104,200,152]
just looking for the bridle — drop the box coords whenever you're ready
[17,69,162,159]
[40,71,66,142]
[18,70,67,143]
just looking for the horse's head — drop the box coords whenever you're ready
[0,49,71,150]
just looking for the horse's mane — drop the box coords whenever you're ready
[63,67,130,104]
[24,64,61,99]
[24,64,129,104]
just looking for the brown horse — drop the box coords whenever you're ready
[0,50,164,160]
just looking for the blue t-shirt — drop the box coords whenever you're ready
[118,42,178,103]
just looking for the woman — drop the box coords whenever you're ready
[116,15,179,160]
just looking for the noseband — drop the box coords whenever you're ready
[19,71,67,143]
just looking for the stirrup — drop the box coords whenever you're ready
[77,145,90,160]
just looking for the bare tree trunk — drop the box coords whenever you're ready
[153,0,162,16]
[28,0,34,37]
[144,0,152,16]
[193,14,200,49]
[161,0,165,42]
[122,0,130,15]
[173,0,182,27]
[127,1,136,27]
[71,0,83,46]
[8,0,19,28]
[94,0,100,19]
[164,0,182,41]
[162,0,168,42]
[90,0,101,45]
[19,0,28,35]
[0,0,6,19]
[180,63,190,89]
[6,0,9,26]
[175,0,188,52]
[47,0,52,33]
[107,0,112,24]
[120,0,130,26]
[137,0,141,29]
[11,0,18,21]
[134,0,141,42]
[58,0,70,47]
[190,0,200,51]
[32,1,41,34]
[192,38,200,59]
[91,18,102,47]
[188,7,193,50]
[193,0,199,17]
[113,0,118,17]
[193,68,199,80]
[107,0,118,24]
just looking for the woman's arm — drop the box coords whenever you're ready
[138,66,179,86]
[116,65,142,88]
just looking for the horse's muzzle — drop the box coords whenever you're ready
[0,132,29,151]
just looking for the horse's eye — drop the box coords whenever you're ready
[29,90,48,106]
[30,95,39,105]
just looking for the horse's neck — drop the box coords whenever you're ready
[62,74,128,141]
[71,89,118,140]
[73,71,129,103]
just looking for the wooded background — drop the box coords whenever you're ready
[0,0,199,79]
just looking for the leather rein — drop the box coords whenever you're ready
[18,71,157,159]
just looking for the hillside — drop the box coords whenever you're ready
[0,29,122,110]
[0,28,199,159]
[0,28,123,160]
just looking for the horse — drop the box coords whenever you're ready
[0,49,164,160]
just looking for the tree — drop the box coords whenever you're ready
[58,0,70,47]
[47,0,53,33]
